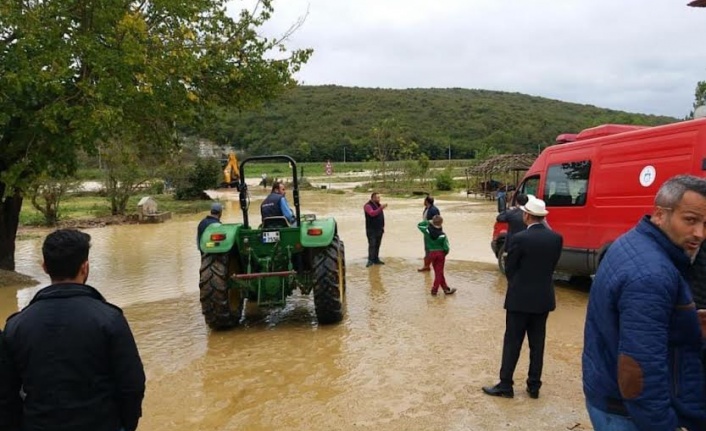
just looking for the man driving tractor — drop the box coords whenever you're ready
[260,181,296,226]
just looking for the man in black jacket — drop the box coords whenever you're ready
[0,229,146,431]
[496,193,529,252]
[482,196,563,399]
[197,202,222,248]
[0,329,20,431]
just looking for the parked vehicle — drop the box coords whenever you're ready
[199,155,346,329]
[492,116,706,278]
[220,152,240,189]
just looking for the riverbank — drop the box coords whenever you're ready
[0,269,37,288]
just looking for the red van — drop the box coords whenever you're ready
[491,117,706,279]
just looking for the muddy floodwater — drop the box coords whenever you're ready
[1,190,592,431]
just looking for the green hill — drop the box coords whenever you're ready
[204,85,677,162]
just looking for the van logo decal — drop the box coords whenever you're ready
[639,166,656,187]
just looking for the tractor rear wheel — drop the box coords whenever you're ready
[313,236,346,324]
[199,253,244,330]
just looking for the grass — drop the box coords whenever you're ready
[22,159,482,226]
[240,159,475,181]
[20,193,212,226]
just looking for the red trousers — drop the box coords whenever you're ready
[429,250,447,291]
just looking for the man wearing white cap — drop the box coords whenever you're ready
[483,196,563,399]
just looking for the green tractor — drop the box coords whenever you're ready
[198,155,346,330]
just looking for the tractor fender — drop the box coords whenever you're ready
[300,217,337,247]
[200,223,242,254]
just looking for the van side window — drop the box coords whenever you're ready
[543,161,591,207]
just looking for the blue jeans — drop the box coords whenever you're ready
[586,401,639,431]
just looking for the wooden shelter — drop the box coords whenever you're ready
[465,154,535,199]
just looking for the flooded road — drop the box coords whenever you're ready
[2,190,592,431]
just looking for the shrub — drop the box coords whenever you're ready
[174,158,222,200]
[435,169,454,191]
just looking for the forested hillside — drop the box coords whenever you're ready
[203,85,676,162]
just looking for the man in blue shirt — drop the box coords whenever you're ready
[261,181,296,226]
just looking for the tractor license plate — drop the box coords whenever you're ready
[262,231,280,243]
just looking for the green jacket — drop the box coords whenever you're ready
[417,220,450,253]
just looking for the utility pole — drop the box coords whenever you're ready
[343,147,346,163]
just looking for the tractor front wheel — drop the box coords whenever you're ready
[313,236,346,324]
[199,253,244,330]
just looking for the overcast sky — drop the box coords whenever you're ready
[245,0,706,118]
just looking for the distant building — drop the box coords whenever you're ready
[197,139,242,160]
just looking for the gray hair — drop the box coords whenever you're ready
[654,175,706,208]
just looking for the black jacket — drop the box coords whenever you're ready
[504,224,563,314]
[496,207,525,249]
[196,214,220,247]
[364,200,385,233]
[1,283,145,431]
[0,329,20,431]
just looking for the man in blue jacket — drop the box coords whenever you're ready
[583,175,706,431]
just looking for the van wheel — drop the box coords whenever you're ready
[568,275,593,288]
[497,241,507,275]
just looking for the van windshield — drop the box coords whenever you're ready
[514,176,540,203]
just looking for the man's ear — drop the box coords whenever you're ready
[42,261,48,275]
[652,206,667,227]
[78,260,89,282]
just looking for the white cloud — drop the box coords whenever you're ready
[235,0,706,117]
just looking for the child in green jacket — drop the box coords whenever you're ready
[417,215,456,296]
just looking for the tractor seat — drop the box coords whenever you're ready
[261,216,291,228]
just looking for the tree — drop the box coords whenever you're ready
[0,0,311,270]
[174,157,222,201]
[688,81,706,118]
[370,119,416,183]
[28,172,79,226]
[100,138,152,216]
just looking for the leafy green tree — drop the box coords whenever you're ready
[174,157,222,200]
[435,168,454,191]
[28,172,79,226]
[416,154,431,185]
[370,118,416,183]
[474,142,499,161]
[100,138,152,216]
[688,81,706,118]
[0,0,310,270]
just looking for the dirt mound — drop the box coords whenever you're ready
[0,269,37,288]
[57,215,138,229]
